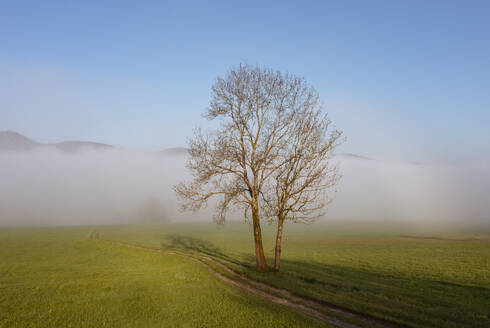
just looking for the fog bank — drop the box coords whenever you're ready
[330,158,490,224]
[0,148,189,226]
[0,148,488,226]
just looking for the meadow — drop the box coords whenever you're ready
[0,227,325,327]
[1,221,489,327]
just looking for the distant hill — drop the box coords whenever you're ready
[0,131,39,151]
[3,131,421,164]
[0,131,188,156]
[160,149,377,161]
[0,131,112,153]
[161,149,377,161]
[54,141,113,152]
[337,153,372,161]
[162,147,189,156]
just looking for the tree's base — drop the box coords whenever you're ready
[255,266,270,272]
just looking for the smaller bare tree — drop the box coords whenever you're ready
[263,108,343,271]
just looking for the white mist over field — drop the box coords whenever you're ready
[0,148,191,226]
[0,148,489,226]
[330,157,490,224]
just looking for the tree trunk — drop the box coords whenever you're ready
[274,215,285,271]
[252,206,268,272]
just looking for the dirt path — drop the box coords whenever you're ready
[104,239,409,328]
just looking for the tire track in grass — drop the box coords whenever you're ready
[101,239,409,328]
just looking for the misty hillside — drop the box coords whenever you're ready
[161,147,375,162]
[160,149,375,162]
[54,141,113,152]
[0,131,190,155]
[0,131,114,153]
[339,153,372,161]
[162,147,189,156]
[0,131,186,155]
[0,131,39,151]
[0,131,414,165]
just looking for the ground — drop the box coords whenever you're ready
[0,221,489,327]
[0,227,325,327]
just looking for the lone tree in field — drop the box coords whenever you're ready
[174,64,342,272]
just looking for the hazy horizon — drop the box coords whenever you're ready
[1,142,488,228]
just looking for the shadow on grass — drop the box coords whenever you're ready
[162,234,254,269]
[259,259,490,328]
[162,235,489,328]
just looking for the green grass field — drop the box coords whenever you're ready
[1,221,489,327]
[0,227,325,327]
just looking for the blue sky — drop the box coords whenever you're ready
[1,0,489,162]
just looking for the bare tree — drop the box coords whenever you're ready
[174,64,342,272]
[263,109,343,271]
